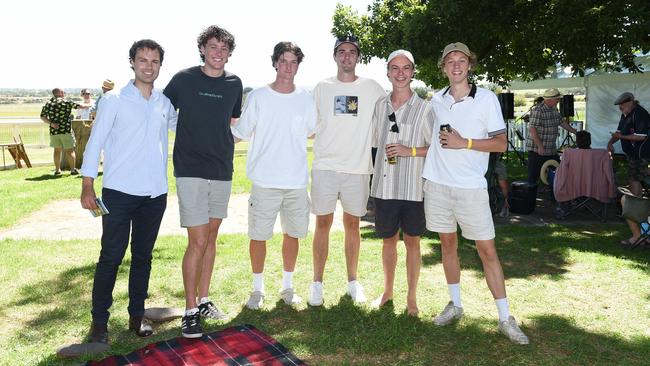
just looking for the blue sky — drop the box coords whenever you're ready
[1,0,415,90]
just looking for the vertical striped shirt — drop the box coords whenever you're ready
[370,92,434,201]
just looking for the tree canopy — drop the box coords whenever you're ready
[332,0,650,88]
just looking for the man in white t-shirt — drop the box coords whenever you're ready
[231,42,316,310]
[423,42,529,345]
[309,35,386,306]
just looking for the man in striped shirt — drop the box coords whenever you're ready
[370,50,433,316]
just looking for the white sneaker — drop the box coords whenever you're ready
[245,291,265,310]
[498,316,530,345]
[433,301,464,326]
[280,288,302,306]
[308,282,324,306]
[198,300,228,320]
[347,280,367,303]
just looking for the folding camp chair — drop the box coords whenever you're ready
[553,148,617,222]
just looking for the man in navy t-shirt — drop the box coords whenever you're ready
[163,25,243,339]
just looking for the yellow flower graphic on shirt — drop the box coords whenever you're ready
[347,100,358,113]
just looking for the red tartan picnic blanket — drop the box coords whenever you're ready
[86,324,306,366]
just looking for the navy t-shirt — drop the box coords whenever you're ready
[617,104,650,158]
[164,66,243,180]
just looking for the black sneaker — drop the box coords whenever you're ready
[181,312,202,338]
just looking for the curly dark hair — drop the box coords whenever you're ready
[197,25,236,62]
[129,39,165,64]
[271,42,304,68]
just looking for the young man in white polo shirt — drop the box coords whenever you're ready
[423,42,529,344]
[309,35,386,306]
[231,42,316,310]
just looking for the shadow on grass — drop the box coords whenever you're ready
[38,302,650,366]
[25,174,65,181]
[362,223,650,281]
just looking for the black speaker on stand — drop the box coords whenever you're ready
[497,92,526,166]
[559,94,575,146]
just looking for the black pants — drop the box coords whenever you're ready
[91,188,167,323]
[527,151,558,184]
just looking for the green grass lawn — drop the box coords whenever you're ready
[1,150,648,365]
[1,226,649,365]
[0,158,250,231]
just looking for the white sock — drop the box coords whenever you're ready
[495,298,510,322]
[185,307,199,316]
[253,272,265,293]
[282,270,294,291]
[448,283,462,308]
[199,297,210,305]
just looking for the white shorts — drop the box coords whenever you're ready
[310,169,369,217]
[248,185,310,241]
[423,180,495,241]
[176,177,231,227]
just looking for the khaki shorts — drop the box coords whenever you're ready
[311,169,369,217]
[176,177,231,227]
[248,185,310,241]
[50,133,75,149]
[423,180,495,241]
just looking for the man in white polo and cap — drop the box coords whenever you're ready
[526,88,577,184]
[423,42,529,344]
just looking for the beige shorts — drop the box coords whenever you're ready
[248,185,310,241]
[50,133,75,149]
[310,169,369,217]
[176,177,231,227]
[423,180,495,241]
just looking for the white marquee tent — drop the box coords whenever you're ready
[510,59,650,153]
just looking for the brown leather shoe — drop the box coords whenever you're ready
[129,316,153,337]
[89,322,109,344]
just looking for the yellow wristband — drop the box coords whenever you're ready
[411,147,416,157]
[467,138,473,150]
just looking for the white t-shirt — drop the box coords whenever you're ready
[423,85,506,189]
[231,85,316,189]
[312,76,386,174]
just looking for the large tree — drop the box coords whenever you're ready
[333,0,650,88]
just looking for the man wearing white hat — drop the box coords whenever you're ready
[423,42,529,344]
[370,49,433,316]
[526,88,577,184]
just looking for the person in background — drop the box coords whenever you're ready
[526,88,577,184]
[607,92,650,196]
[80,39,177,344]
[76,88,94,120]
[369,49,433,316]
[424,42,529,344]
[493,157,510,218]
[607,92,650,246]
[309,34,386,306]
[232,42,316,310]
[90,79,115,118]
[40,88,84,175]
[164,25,243,338]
